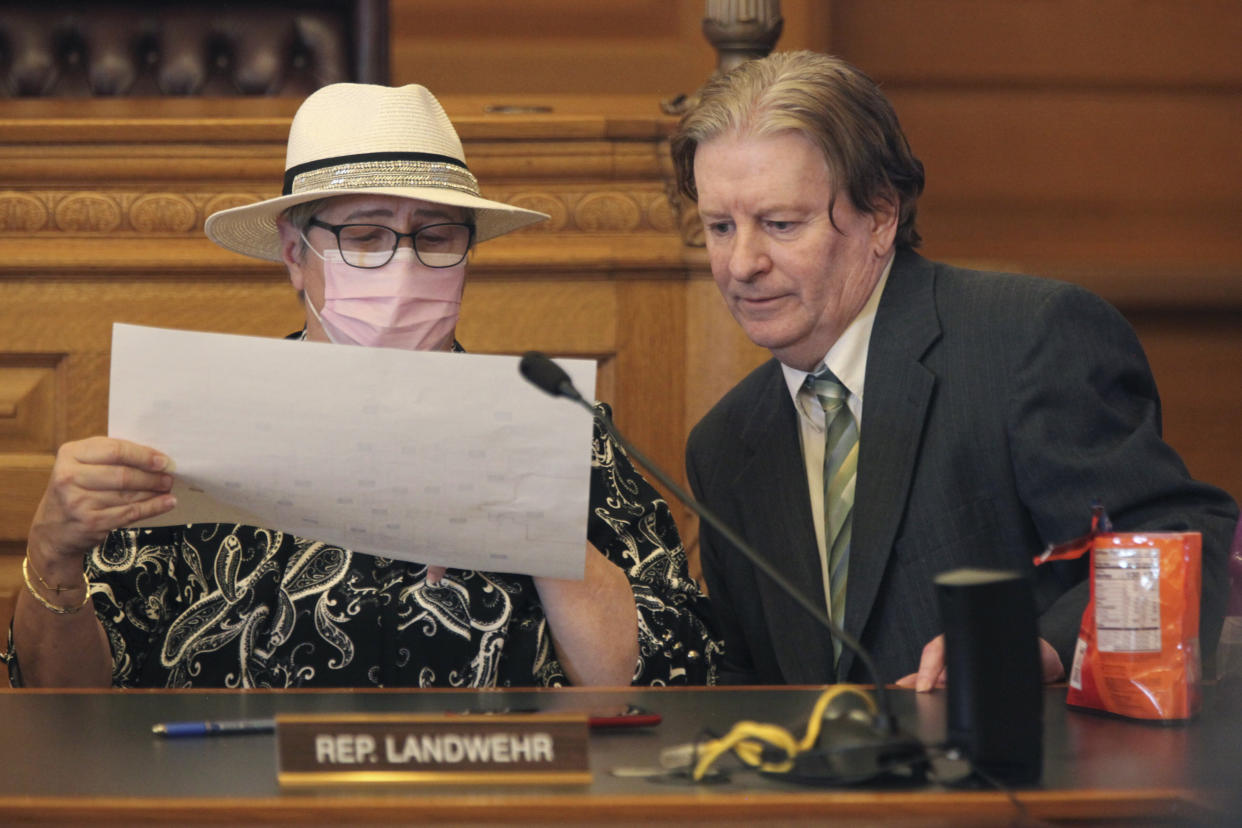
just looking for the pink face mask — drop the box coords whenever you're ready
[302,245,466,350]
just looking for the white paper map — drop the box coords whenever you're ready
[107,323,596,579]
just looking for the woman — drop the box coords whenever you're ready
[7,83,718,688]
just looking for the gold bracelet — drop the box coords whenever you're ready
[25,553,84,594]
[22,557,91,616]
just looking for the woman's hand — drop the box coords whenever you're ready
[28,437,176,568]
[14,436,170,687]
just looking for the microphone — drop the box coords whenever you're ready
[518,351,921,762]
[518,351,583,402]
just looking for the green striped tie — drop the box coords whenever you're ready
[807,369,858,673]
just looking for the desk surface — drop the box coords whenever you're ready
[1,683,1238,826]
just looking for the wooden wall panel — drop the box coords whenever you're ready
[891,90,1242,271]
[829,0,1242,85]
[387,0,835,98]
[389,0,714,97]
[0,359,58,453]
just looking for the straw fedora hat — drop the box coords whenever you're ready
[204,83,548,262]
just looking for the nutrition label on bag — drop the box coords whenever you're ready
[1094,546,1162,652]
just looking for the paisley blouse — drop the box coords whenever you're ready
[83,406,719,688]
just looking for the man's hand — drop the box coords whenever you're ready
[895,634,1066,692]
[28,437,176,567]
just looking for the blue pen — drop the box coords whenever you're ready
[152,718,276,738]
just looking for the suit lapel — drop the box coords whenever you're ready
[730,361,834,684]
[838,250,941,680]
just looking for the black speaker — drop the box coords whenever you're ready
[935,568,1043,784]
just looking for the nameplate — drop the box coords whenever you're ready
[275,713,591,787]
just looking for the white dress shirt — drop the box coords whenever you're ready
[779,253,894,621]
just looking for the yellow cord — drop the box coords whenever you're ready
[690,685,877,781]
[798,684,877,752]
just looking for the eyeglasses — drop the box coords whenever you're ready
[307,218,474,269]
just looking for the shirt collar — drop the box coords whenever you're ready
[781,251,894,406]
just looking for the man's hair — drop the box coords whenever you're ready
[670,50,925,249]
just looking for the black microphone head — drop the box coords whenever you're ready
[519,351,580,401]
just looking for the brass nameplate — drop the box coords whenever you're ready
[275,712,591,786]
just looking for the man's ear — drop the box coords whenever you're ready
[276,217,307,290]
[869,193,900,255]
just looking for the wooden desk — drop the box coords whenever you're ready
[0,683,1236,825]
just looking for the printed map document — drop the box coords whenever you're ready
[107,324,596,579]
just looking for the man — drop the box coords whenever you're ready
[7,82,718,688]
[672,51,1238,688]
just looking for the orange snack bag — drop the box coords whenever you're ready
[1036,507,1201,721]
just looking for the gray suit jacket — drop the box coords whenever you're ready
[686,249,1238,685]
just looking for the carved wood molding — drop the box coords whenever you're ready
[0,186,680,238]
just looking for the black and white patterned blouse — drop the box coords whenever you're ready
[84,405,719,688]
